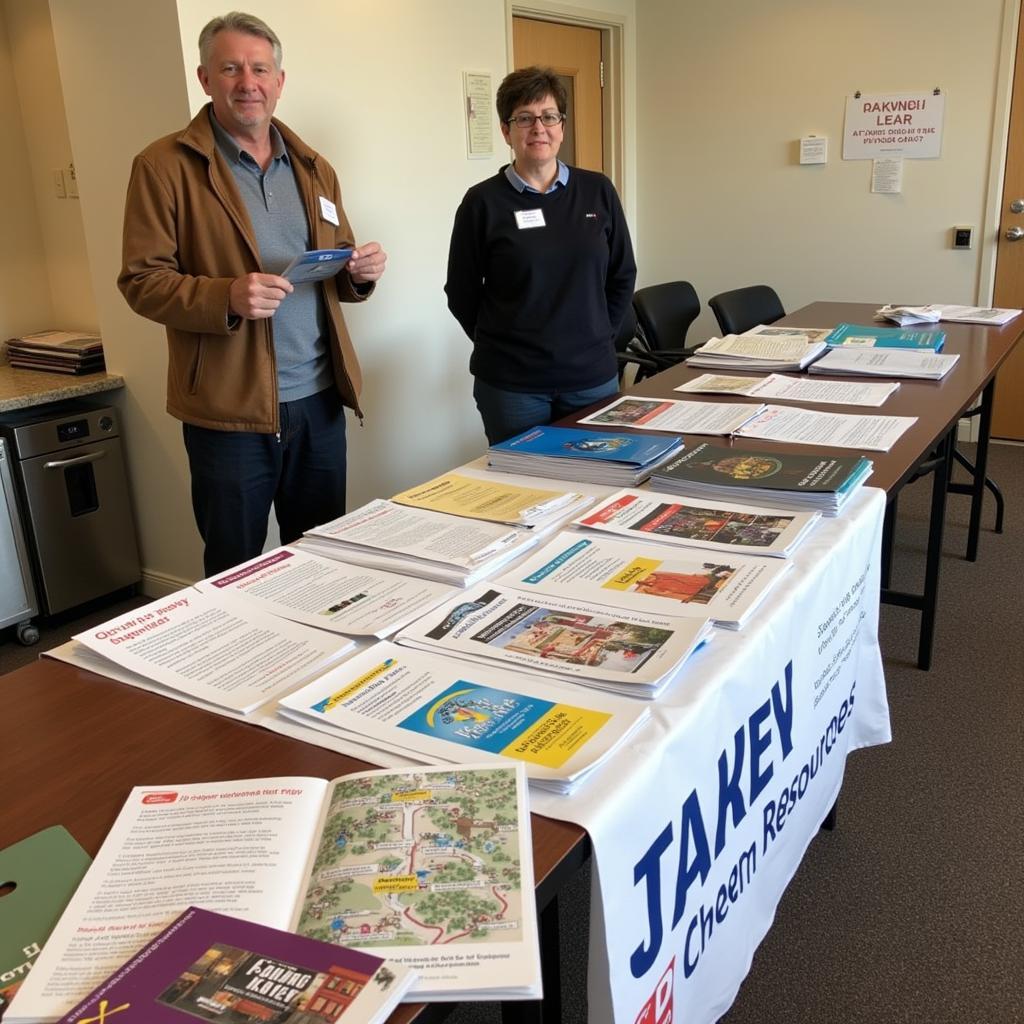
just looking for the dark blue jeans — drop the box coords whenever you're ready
[473,375,620,446]
[183,389,347,576]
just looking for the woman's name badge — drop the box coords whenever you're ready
[514,209,546,229]
[319,196,340,225]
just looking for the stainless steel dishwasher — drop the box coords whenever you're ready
[0,402,141,615]
[0,436,39,643]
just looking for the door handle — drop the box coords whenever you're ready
[1006,226,1024,241]
[1011,199,1024,213]
[43,450,107,470]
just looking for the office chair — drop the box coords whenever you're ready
[614,305,660,384]
[708,284,785,335]
[632,281,702,361]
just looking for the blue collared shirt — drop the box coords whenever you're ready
[504,160,570,194]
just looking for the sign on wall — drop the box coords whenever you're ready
[843,90,944,160]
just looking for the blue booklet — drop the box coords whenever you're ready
[825,322,945,351]
[282,248,353,283]
[490,425,683,467]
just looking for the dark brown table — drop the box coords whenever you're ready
[614,301,1024,668]
[1,658,588,1023]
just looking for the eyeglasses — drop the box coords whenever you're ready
[506,111,565,129]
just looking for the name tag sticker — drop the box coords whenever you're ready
[319,196,340,225]
[515,209,546,229]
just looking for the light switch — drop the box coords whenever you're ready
[64,164,79,198]
[52,169,66,198]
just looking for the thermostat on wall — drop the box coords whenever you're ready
[952,226,974,249]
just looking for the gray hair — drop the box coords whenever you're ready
[198,11,282,68]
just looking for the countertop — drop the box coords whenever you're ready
[0,363,125,413]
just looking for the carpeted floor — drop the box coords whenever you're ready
[2,443,1020,1023]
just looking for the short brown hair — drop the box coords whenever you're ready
[199,11,282,68]
[496,67,567,123]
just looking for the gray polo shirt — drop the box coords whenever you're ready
[210,110,333,402]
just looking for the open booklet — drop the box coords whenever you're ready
[675,372,900,407]
[47,906,416,1024]
[196,545,456,639]
[576,395,765,435]
[394,582,713,699]
[499,531,792,630]
[573,488,821,558]
[277,641,650,794]
[8,764,541,1023]
[68,588,354,715]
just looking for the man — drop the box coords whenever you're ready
[119,12,385,575]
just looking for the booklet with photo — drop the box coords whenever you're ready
[0,828,92,1019]
[69,589,354,715]
[391,471,591,528]
[573,488,821,558]
[824,322,945,351]
[48,906,415,1024]
[395,583,713,699]
[576,396,765,435]
[282,248,353,283]
[196,545,456,639]
[500,531,792,630]
[8,764,540,1022]
[278,641,650,794]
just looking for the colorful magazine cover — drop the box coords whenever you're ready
[53,906,414,1024]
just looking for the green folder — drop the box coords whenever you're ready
[0,826,91,1018]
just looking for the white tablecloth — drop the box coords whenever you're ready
[530,486,890,1024]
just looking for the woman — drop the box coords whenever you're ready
[445,66,637,445]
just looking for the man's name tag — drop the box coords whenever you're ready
[319,195,340,225]
[514,209,546,230]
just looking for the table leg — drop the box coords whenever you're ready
[965,379,995,561]
[917,431,954,670]
[507,894,562,1024]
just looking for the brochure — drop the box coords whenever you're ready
[573,488,821,558]
[72,589,354,714]
[577,396,765,435]
[648,443,873,516]
[278,642,650,793]
[734,405,917,452]
[195,545,456,639]
[824,322,945,351]
[0,828,92,1018]
[743,325,834,344]
[684,333,828,371]
[391,472,591,527]
[486,425,684,486]
[8,764,540,1022]
[500,531,792,630]
[875,303,1021,326]
[303,499,541,587]
[675,372,900,407]
[809,347,960,380]
[282,248,353,284]
[50,906,415,1024]
[395,583,713,699]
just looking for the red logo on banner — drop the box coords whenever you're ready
[633,957,675,1024]
[141,792,178,804]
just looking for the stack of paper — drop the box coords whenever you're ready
[500,531,792,631]
[734,405,916,453]
[486,424,684,486]
[572,488,821,558]
[577,395,766,435]
[810,347,960,380]
[825,322,945,351]
[648,442,873,516]
[876,303,1022,326]
[278,642,651,795]
[5,330,104,375]
[391,471,592,528]
[196,544,456,638]
[684,332,829,371]
[396,583,713,699]
[67,588,354,715]
[302,499,542,587]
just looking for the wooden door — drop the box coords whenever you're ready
[992,9,1024,438]
[512,17,603,172]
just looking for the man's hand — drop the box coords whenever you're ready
[229,273,293,319]
[347,242,387,284]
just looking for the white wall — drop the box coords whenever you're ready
[0,5,53,341]
[635,0,1012,345]
[4,0,96,330]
